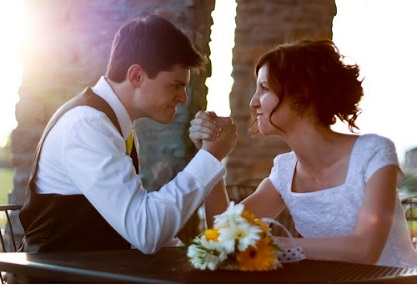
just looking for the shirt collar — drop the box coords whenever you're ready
[92,76,133,140]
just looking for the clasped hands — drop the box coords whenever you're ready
[189,111,237,161]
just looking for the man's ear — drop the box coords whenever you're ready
[127,64,144,87]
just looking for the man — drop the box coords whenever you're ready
[18,14,237,254]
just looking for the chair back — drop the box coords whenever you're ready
[226,182,258,203]
[0,204,23,252]
[0,204,23,283]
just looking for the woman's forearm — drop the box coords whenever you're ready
[204,178,230,228]
[289,233,386,265]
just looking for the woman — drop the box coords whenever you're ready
[189,39,417,268]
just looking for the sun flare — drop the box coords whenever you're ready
[0,0,25,147]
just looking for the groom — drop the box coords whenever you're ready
[18,14,237,256]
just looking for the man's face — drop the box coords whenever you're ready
[135,64,190,124]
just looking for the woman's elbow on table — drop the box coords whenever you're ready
[347,238,384,265]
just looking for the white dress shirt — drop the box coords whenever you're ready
[35,76,226,253]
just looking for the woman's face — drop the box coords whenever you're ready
[250,64,297,136]
[250,65,281,135]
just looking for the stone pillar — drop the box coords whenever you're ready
[226,0,337,185]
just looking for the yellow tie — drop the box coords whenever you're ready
[125,130,134,155]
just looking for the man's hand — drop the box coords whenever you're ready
[189,110,237,161]
[189,111,221,150]
[202,116,237,161]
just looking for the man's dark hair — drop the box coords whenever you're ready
[106,15,206,81]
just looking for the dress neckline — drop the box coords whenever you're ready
[289,134,364,195]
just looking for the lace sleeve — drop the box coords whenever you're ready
[364,135,401,182]
[268,152,296,196]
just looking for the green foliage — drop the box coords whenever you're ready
[0,168,13,205]
[400,172,417,238]
[0,146,11,166]
[400,172,417,192]
[404,207,417,239]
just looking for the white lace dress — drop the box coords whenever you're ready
[269,133,417,268]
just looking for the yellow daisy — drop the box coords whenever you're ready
[205,228,219,242]
[242,210,256,224]
[236,237,278,271]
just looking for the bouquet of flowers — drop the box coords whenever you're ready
[187,202,282,271]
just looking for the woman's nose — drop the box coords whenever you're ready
[249,93,259,109]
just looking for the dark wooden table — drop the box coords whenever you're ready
[1,247,417,283]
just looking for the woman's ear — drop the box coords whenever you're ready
[127,64,143,87]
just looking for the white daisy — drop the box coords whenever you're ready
[213,201,246,228]
[218,221,262,252]
[199,234,226,253]
[187,243,226,270]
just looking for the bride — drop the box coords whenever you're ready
[189,39,417,268]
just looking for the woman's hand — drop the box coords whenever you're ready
[189,111,222,150]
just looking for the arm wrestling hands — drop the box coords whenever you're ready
[189,111,236,227]
[189,111,237,161]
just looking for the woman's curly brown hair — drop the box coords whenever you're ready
[251,39,364,133]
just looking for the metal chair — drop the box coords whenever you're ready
[0,204,22,252]
[401,197,417,248]
[0,204,23,284]
[226,182,258,204]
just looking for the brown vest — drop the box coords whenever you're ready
[19,88,138,252]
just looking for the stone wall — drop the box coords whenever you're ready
[7,0,336,247]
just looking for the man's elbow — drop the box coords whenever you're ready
[135,241,160,255]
